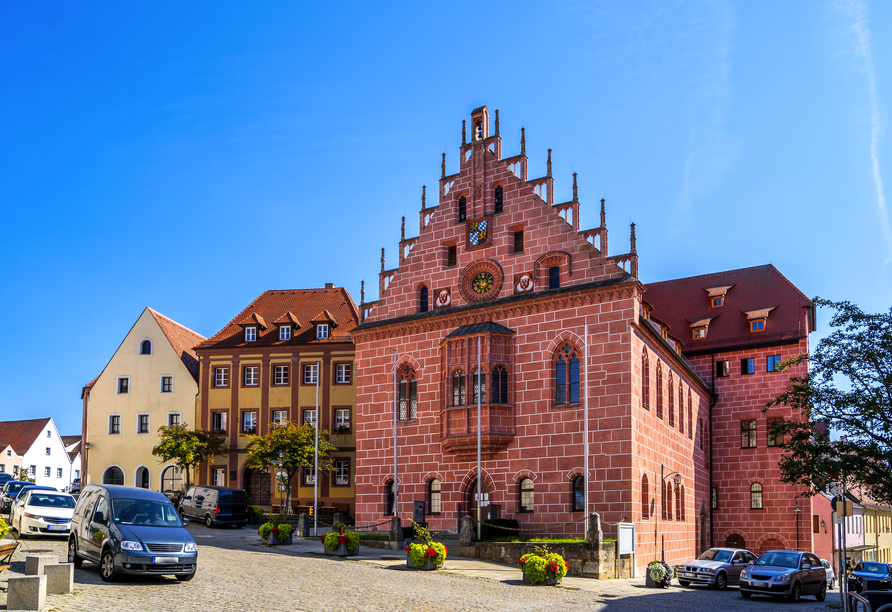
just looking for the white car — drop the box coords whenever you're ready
[820,559,837,590]
[12,490,76,538]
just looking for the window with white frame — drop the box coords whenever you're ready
[334,459,349,485]
[335,409,350,432]
[303,364,318,384]
[75,470,80,479]
[6,449,10,456]
[303,409,316,428]
[279,326,291,341]
[242,411,257,434]
[160,375,173,393]
[56,468,63,478]
[137,414,150,434]
[274,365,289,385]
[316,324,329,339]
[303,465,316,485]
[109,415,121,435]
[46,431,51,438]
[213,467,226,486]
[117,377,130,394]
[214,367,228,387]
[168,413,181,427]
[336,363,351,384]
[244,366,259,386]
[245,327,257,342]
[29,465,36,476]
[44,466,51,477]
[45,447,51,456]
[212,412,227,433]
[140,339,152,355]
[272,410,288,426]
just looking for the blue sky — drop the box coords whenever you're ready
[1,1,890,435]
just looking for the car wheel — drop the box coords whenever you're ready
[178,507,186,518]
[99,548,119,582]
[176,570,196,582]
[741,591,752,599]
[789,582,801,602]
[714,572,727,590]
[205,515,214,528]
[829,578,835,590]
[678,580,691,587]
[816,582,827,602]
[68,538,83,569]
[17,519,27,539]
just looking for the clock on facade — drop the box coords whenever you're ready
[472,272,494,294]
[459,259,503,303]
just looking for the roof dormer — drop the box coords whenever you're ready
[746,307,776,333]
[310,310,338,340]
[237,312,268,343]
[706,285,733,308]
[273,311,302,342]
[690,317,713,340]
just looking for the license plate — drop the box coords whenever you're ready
[754,581,768,588]
[681,572,693,577]
[153,557,177,564]
[46,524,67,531]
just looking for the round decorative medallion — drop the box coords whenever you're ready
[458,258,503,303]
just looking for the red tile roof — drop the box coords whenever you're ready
[310,309,338,327]
[273,311,302,327]
[237,312,269,329]
[149,309,206,383]
[197,288,359,349]
[61,436,82,460]
[645,265,811,354]
[0,418,52,455]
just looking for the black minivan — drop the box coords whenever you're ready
[178,486,249,528]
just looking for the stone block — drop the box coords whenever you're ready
[7,575,46,612]
[25,555,58,576]
[45,562,74,595]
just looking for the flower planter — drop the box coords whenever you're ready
[324,542,358,557]
[261,532,292,545]
[522,565,561,586]
[406,552,442,571]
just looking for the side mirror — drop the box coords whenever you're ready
[801,564,812,570]
[182,517,190,525]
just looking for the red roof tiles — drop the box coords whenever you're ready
[149,309,206,383]
[0,418,52,455]
[272,311,302,327]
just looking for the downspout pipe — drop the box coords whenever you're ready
[709,350,716,548]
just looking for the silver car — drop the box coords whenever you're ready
[676,547,758,589]
[739,550,827,602]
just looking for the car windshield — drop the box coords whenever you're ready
[755,552,800,568]
[17,488,52,499]
[112,499,182,527]
[698,549,734,563]
[5,482,27,495]
[860,563,888,574]
[28,494,75,508]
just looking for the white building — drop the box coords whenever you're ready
[0,418,81,490]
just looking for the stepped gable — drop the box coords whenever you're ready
[644,264,812,354]
[198,288,359,348]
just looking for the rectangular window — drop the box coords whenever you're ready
[29,465,36,476]
[137,414,150,434]
[813,514,821,534]
[494,186,503,213]
[168,413,181,427]
[214,367,229,387]
[335,363,352,384]
[513,230,524,253]
[447,245,457,267]
[0,465,4,473]
[108,415,121,435]
[272,410,288,426]
[741,419,757,448]
[316,324,329,339]
[45,466,51,477]
[303,364,318,384]
[57,468,63,478]
[242,411,257,434]
[716,361,730,377]
[767,418,782,447]
[303,409,316,428]
[751,320,765,332]
[711,296,723,307]
[740,358,755,375]
[45,447,51,456]
[245,327,257,342]
[549,266,560,289]
[117,377,130,394]
[335,409,351,433]
[279,326,291,341]
[767,355,782,372]
[244,366,259,386]
[212,467,225,487]
[334,459,350,486]
[160,375,173,393]
[303,465,316,485]
[47,431,51,438]
[273,365,289,385]
[693,327,706,339]
[711,487,718,509]
[458,196,467,222]
[212,411,227,433]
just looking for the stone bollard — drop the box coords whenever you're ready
[389,516,403,549]
[25,554,58,576]
[586,513,603,548]
[460,514,474,545]
[45,563,75,595]
[296,513,310,537]
[8,575,47,612]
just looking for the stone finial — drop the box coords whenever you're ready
[380,248,385,273]
[495,110,500,135]
[441,153,446,178]
[401,216,405,241]
[462,120,467,145]
[421,185,426,210]
[520,127,526,155]
[361,280,365,304]
[586,512,604,547]
[600,198,606,228]
[547,148,552,176]
[630,222,637,254]
[572,172,578,202]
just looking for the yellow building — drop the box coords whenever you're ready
[81,308,206,492]
[194,286,358,515]
[862,502,892,564]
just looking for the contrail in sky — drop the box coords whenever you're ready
[844,0,892,264]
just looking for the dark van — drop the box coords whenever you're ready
[178,486,249,528]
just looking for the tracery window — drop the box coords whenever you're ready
[398,365,417,421]
[642,350,650,410]
[656,363,664,419]
[555,343,580,405]
[472,368,486,404]
[492,366,508,404]
[668,373,675,426]
[452,370,466,406]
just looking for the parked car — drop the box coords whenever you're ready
[11,489,76,538]
[0,473,12,485]
[820,558,837,590]
[848,561,892,593]
[1,481,33,513]
[739,550,827,602]
[8,485,57,521]
[675,547,758,589]
[69,478,81,494]
[68,484,198,582]
[178,486,249,528]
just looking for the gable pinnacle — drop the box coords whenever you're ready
[630,222,637,254]
[547,148,552,177]
[361,280,365,305]
[495,110,500,136]
[421,185,426,210]
[572,172,578,202]
[441,153,446,178]
[520,127,526,155]
[600,198,606,228]
[401,216,405,241]
[380,248,385,273]
[462,120,467,145]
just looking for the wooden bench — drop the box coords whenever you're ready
[0,541,20,591]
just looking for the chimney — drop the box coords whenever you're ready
[325,283,335,289]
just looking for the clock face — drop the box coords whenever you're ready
[472,272,494,294]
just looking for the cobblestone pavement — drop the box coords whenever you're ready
[1,528,842,612]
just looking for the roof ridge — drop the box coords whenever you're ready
[647,264,776,287]
[147,307,207,341]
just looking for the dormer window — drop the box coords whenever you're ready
[310,309,338,341]
[751,319,765,332]
[706,286,732,308]
[745,307,775,334]
[711,296,723,308]
[279,326,291,341]
[244,327,257,342]
[690,318,712,341]
[317,324,329,340]
[693,327,707,339]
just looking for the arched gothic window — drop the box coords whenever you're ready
[519,478,534,513]
[662,480,668,520]
[668,373,675,426]
[428,479,441,514]
[472,368,486,404]
[452,370,466,406]
[675,483,682,521]
[398,365,417,421]
[750,483,763,509]
[656,363,664,419]
[140,339,152,355]
[555,343,580,405]
[492,366,508,404]
[642,350,650,410]
[641,473,650,519]
[420,286,429,313]
[687,391,693,439]
[103,466,124,486]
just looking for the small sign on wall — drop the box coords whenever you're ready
[618,522,635,555]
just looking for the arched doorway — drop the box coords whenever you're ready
[245,468,271,507]
[161,465,183,493]
[135,466,150,489]
[466,478,491,522]
[759,538,785,554]
[103,466,124,486]
[725,534,746,549]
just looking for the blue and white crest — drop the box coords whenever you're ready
[469,220,488,246]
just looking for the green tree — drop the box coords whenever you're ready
[766,298,892,504]
[152,423,229,490]
[244,420,338,511]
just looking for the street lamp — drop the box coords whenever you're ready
[794,500,801,550]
